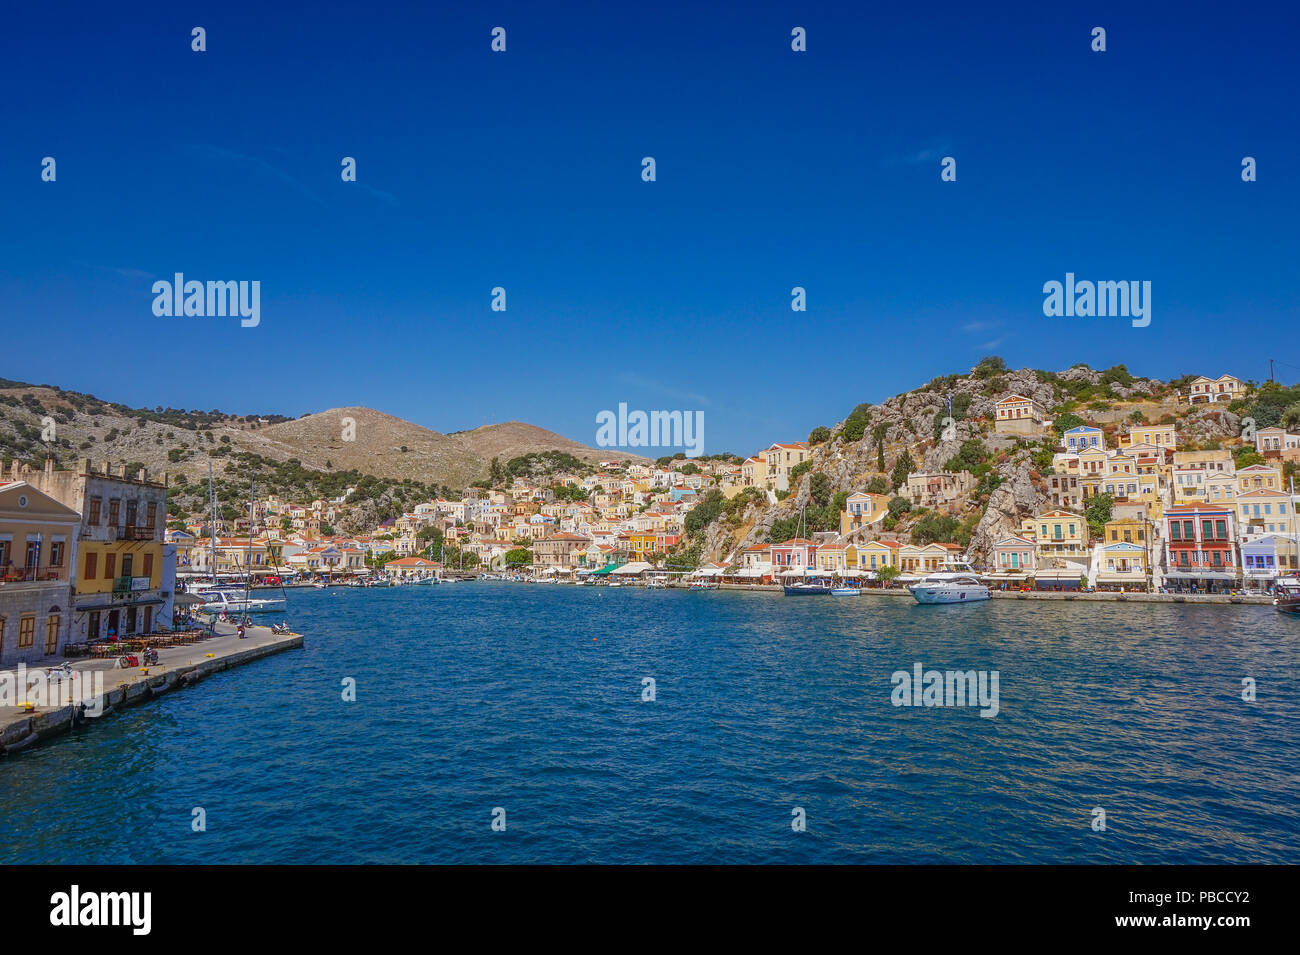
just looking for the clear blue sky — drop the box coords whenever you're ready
[2,1,1296,457]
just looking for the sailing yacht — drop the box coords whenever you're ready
[907,557,991,604]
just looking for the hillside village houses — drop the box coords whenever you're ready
[177,378,1298,595]
[10,371,1295,659]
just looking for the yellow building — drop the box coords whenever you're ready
[840,492,889,535]
[1122,423,1177,450]
[1024,510,1089,564]
[1236,464,1282,494]
[1103,517,1151,547]
[21,459,171,642]
[849,540,899,571]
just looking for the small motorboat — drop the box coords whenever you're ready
[1274,576,1300,615]
[830,587,861,597]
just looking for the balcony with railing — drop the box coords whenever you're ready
[0,564,69,586]
[121,524,158,541]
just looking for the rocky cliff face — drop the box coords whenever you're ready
[967,461,1048,564]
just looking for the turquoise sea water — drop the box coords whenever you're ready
[1,583,1297,864]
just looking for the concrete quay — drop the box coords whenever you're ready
[0,623,303,756]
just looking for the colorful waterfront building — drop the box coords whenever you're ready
[1095,541,1149,590]
[20,459,171,642]
[1163,503,1238,590]
[771,538,818,570]
[989,535,1035,583]
[0,480,81,665]
[1024,510,1089,566]
[1241,534,1299,590]
[848,539,899,572]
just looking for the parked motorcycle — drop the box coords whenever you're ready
[45,663,74,681]
[270,622,291,634]
[142,648,160,666]
[117,653,140,668]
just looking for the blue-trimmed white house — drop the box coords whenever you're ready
[1060,425,1104,453]
[1241,534,1298,590]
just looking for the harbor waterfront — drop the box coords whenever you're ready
[0,584,1296,864]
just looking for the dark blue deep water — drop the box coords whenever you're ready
[2,583,1298,863]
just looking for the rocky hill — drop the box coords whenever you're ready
[688,360,1299,569]
[0,378,636,494]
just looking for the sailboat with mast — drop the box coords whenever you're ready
[194,473,286,615]
[783,505,833,595]
[1274,476,1300,616]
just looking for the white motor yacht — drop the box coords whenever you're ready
[907,558,991,604]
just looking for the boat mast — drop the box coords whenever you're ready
[244,478,255,609]
[208,461,217,634]
[1291,476,1298,581]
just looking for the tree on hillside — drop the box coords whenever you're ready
[891,449,915,490]
[972,356,1009,379]
[808,426,831,445]
[841,404,871,443]
[1052,412,1086,436]
[1084,493,1113,540]
[872,422,889,470]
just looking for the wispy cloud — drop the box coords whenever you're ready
[177,144,324,204]
[976,337,1005,351]
[357,182,398,206]
[617,373,712,407]
[882,141,953,167]
[961,320,1000,333]
[74,261,158,281]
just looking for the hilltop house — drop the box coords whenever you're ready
[993,394,1048,435]
[1186,375,1243,405]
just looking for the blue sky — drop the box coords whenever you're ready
[2,1,1296,458]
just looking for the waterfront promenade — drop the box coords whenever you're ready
[0,622,302,755]
[667,581,1275,604]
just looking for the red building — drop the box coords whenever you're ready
[1163,503,1238,592]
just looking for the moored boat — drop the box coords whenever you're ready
[783,582,832,595]
[830,587,860,597]
[1274,576,1300,615]
[907,558,991,605]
